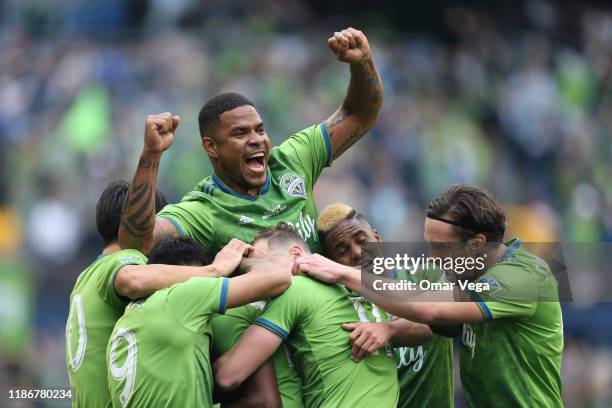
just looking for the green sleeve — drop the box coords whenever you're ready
[166,277,229,332]
[210,305,259,356]
[156,200,213,246]
[254,279,308,340]
[470,266,537,320]
[278,123,332,185]
[96,249,147,307]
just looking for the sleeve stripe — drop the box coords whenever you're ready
[467,290,493,320]
[319,122,332,168]
[254,317,289,340]
[158,216,186,237]
[218,277,229,314]
[110,262,141,303]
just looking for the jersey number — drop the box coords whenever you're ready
[109,328,138,407]
[66,294,87,372]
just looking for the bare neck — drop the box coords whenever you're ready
[102,243,121,255]
[214,172,263,197]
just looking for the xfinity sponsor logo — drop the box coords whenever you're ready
[462,323,476,358]
[279,173,306,199]
[238,215,254,225]
[396,345,426,372]
[287,212,317,243]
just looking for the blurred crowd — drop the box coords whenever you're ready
[0,0,611,406]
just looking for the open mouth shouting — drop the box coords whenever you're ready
[244,150,267,177]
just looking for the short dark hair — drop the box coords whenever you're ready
[95,180,168,247]
[148,237,211,266]
[253,222,311,254]
[427,184,506,243]
[198,92,254,139]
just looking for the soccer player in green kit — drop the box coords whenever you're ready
[65,181,256,407]
[296,185,564,408]
[118,27,384,257]
[315,203,454,408]
[107,237,292,408]
[213,224,399,408]
[210,297,304,407]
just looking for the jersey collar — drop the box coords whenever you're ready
[212,170,271,201]
[501,238,521,261]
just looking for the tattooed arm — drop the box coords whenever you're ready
[119,113,180,254]
[325,28,384,161]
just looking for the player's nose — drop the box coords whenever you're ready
[247,129,266,146]
[350,244,362,267]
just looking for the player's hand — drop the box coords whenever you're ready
[293,254,344,282]
[212,238,253,277]
[342,322,392,362]
[143,112,180,154]
[328,28,371,64]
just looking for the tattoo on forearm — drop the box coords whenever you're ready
[343,56,383,114]
[120,157,160,242]
[327,54,383,160]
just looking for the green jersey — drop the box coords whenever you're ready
[157,123,332,255]
[460,239,563,407]
[254,276,399,408]
[391,269,454,408]
[106,277,229,407]
[210,303,304,408]
[65,249,147,408]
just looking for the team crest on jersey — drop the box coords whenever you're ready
[279,173,306,199]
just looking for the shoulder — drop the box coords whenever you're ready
[109,249,148,266]
[180,178,218,203]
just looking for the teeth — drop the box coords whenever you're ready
[247,152,265,159]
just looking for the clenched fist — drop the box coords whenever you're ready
[144,112,180,154]
[328,27,371,64]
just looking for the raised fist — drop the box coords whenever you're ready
[143,112,180,154]
[328,27,371,64]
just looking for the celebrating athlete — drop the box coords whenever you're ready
[296,185,564,408]
[119,27,384,256]
[106,236,292,407]
[65,181,251,407]
[213,223,399,408]
[316,203,453,407]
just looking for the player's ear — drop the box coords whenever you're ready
[202,137,217,158]
[467,233,486,249]
[290,244,304,259]
[373,229,382,243]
